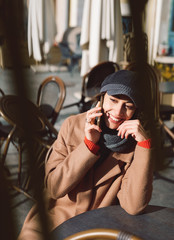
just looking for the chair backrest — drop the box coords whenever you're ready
[125,62,174,171]
[77,61,120,112]
[82,61,120,100]
[64,228,142,240]
[37,76,66,125]
[125,62,160,122]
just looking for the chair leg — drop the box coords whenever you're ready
[17,144,22,187]
[0,127,36,200]
[23,175,31,192]
[0,126,16,166]
[11,184,35,202]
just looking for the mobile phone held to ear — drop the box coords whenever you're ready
[97,95,104,127]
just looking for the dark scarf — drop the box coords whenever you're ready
[98,117,136,154]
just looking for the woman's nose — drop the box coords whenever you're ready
[114,104,124,116]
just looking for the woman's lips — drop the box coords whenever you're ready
[107,113,122,124]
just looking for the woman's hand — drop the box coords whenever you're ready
[117,119,149,142]
[85,102,103,144]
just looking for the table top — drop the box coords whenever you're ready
[51,205,174,240]
[0,95,45,132]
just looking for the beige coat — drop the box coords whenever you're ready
[18,112,153,240]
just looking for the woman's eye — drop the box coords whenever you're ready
[110,98,117,103]
[125,105,134,110]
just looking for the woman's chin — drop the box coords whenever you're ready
[106,120,121,130]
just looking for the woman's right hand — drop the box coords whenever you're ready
[85,102,103,144]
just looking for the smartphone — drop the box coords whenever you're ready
[97,95,104,127]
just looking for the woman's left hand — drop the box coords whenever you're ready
[117,119,149,142]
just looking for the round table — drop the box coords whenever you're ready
[51,205,174,240]
[0,95,45,132]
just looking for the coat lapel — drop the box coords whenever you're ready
[94,151,134,186]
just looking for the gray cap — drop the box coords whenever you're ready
[100,70,142,108]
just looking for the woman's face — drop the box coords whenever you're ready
[103,93,136,129]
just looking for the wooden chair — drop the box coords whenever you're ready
[63,61,120,113]
[125,62,174,138]
[0,95,59,199]
[125,62,174,169]
[37,75,66,126]
[0,76,65,199]
[64,228,142,240]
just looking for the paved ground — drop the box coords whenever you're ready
[1,65,174,239]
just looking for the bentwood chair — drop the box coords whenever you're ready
[63,61,120,113]
[37,76,66,126]
[125,62,174,169]
[0,94,59,199]
[64,228,142,240]
[125,62,174,139]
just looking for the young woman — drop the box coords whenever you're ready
[18,70,154,240]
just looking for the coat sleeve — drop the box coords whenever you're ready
[44,116,100,199]
[117,145,154,215]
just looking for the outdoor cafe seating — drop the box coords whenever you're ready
[0,76,66,200]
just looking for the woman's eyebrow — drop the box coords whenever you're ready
[126,101,134,104]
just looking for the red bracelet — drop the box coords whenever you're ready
[138,139,151,149]
[84,137,100,155]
